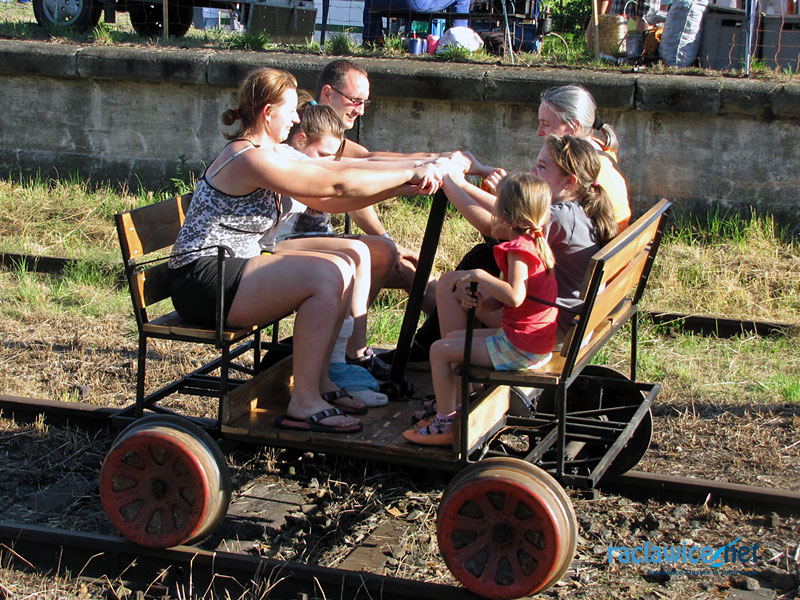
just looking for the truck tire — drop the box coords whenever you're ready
[33,0,102,32]
[128,1,193,37]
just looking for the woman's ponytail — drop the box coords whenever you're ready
[580,180,618,245]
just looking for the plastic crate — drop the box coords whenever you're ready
[698,5,760,70]
[761,14,800,72]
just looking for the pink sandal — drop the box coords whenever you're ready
[402,417,454,447]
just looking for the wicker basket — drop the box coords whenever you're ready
[598,14,627,56]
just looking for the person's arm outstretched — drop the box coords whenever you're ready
[244,146,441,212]
[442,173,500,238]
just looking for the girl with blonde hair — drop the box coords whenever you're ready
[404,173,558,446]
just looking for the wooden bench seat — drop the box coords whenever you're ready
[457,199,672,486]
[141,311,259,343]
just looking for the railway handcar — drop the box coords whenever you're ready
[100,190,671,599]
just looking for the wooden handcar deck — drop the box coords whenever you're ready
[220,358,511,471]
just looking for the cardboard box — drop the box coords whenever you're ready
[249,0,317,44]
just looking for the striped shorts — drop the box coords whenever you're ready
[486,328,552,371]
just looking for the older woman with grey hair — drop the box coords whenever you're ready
[535,85,629,228]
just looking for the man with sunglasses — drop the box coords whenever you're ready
[312,60,496,371]
[315,60,444,309]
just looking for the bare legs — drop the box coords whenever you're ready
[403,270,501,445]
[429,329,495,415]
[358,235,437,315]
[226,250,359,427]
[346,235,398,305]
[276,237,372,358]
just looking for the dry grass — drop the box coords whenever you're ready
[647,213,800,324]
[0,177,145,263]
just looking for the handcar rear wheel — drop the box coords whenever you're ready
[437,457,578,599]
[575,365,653,477]
[536,365,653,477]
[99,415,231,548]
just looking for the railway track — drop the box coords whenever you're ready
[0,522,476,600]
[2,394,799,517]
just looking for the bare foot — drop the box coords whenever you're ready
[287,393,361,428]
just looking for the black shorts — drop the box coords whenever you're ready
[169,256,248,326]
[456,239,502,276]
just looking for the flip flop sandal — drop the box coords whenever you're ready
[275,408,362,434]
[321,389,368,415]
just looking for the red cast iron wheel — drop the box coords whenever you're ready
[99,415,231,548]
[437,458,578,599]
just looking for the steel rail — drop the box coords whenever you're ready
[0,522,476,600]
[645,311,798,337]
[3,395,800,516]
[0,394,217,431]
[0,252,81,275]
[599,471,800,516]
[0,394,120,426]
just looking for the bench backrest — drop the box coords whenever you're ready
[115,193,193,325]
[559,199,672,378]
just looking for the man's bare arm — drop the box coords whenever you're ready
[348,206,387,236]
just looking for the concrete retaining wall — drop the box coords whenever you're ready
[1,39,798,224]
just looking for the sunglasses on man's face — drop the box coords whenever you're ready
[330,86,372,108]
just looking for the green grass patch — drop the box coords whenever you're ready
[757,373,800,403]
[598,318,800,407]
[229,30,272,51]
[1,260,128,319]
[325,32,356,55]
[646,208,800,323]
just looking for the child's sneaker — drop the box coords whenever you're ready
[402,416,454,446]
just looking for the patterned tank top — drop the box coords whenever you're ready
[169,143,280,269]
